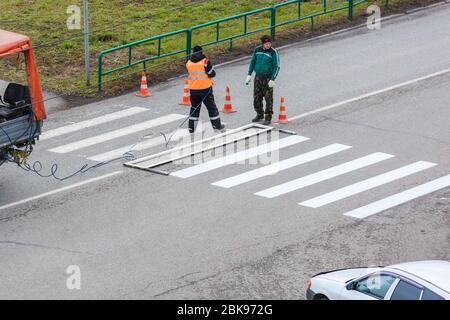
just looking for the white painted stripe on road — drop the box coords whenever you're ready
[344,173,450,219]
[40,107,148,141]
[300,161,437,208]
[171,135,309,179]
[255,152,394,198]
[49,114,185,154]
[88,135,169,162]
[0,171,123,211]
[289,68,450,121]
[212,144,352,188]
[88,129,195,162]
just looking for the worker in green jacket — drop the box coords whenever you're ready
[246,35,280,125]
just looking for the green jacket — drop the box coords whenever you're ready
[248,45,280,80]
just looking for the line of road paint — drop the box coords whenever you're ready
[88,129,200,162]
[40,107,148,141]
[0,171,123,211]
[288,68,450,121]
[171,135,310,179]
[49,113,185,154]
[212,143,352,189]
[343,173,450,219]
[255,152,394,199]
[300,161,437,208]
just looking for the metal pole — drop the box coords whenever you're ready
[348,0,354,20]
[83,0,90,86]
[186,29,192,62]
[271,8,276,41]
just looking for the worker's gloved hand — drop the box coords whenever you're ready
[245,75,252,85]
[268,80,275,88]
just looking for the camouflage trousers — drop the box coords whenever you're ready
[253,75,274,118]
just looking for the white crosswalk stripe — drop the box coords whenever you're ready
[344,173,450,219]
[88,129,198,162]
[40,107,148,141]
[171,135,310,179]
[88,135,170,162]
[49,113,185,154]
[255,152,394,198]
[212,144,352,188]
[300,161,437,208]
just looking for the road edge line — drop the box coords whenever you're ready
[288,67,450,121]
[0,171,123,212]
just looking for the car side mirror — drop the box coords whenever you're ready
[346,281,355,291]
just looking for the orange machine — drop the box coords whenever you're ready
[0,29,46,121]
[0,29,47,163]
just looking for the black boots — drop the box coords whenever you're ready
[252,114,271,125]
[252,114,264,123]
[214,123,226,132]
[262,115,272,126]
[190,123,226,133]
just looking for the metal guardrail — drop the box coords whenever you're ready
[98,0,386,94]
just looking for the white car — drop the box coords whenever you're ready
[306,260,450,300]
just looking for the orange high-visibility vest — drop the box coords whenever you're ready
[186,58,214,90]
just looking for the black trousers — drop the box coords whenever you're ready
[189,92,222,131]
[253,75,274,118]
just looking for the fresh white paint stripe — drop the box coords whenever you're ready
[88,129,197,162]
[255,152,394,198]
[49,113,185,154]
[289,68,450,121]
[0,171,122,211]
[40,107,148,141]
[88,135,169,162]
[212,144,352,188]
[300,161,437,208]
[344,173,450,219]
[171,135,309,179]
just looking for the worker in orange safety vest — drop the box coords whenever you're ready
[186,45,225,133]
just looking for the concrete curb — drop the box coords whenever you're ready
[404,0,450,14]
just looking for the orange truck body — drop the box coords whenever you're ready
[0,29,46,121]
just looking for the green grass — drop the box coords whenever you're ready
[0,0,428,97]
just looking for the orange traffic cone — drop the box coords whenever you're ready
[135,72,153,97]
[179,80,191,106]
[275,97,289,124]
[221,86,237,113]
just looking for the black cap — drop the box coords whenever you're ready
[193,45,203,53]
[260,35,272,44]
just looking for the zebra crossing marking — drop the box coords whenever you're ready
[212,143,352,188]
[171,135,310,179]
[300,161,437,208]
[41,110,446,221]
[41,107,148,141]
[343,173,450,219]
[49,113,185,154]
[88,129,194,162]
[255,152,394,198]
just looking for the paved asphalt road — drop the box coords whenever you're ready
[0,3,449,299]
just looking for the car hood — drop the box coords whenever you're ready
[317,267,382,283]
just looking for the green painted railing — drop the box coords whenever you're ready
[98,0,383,94]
